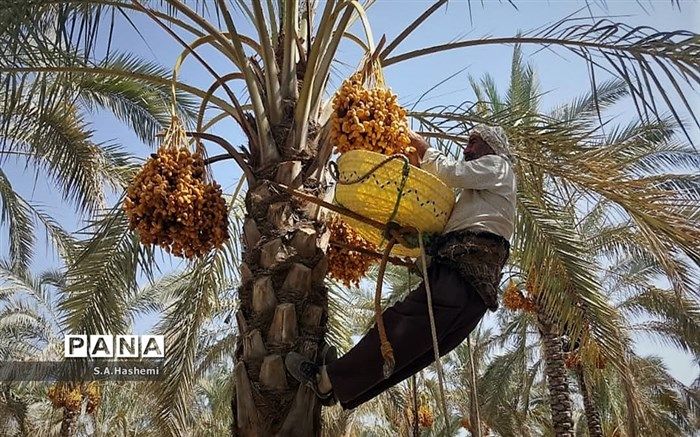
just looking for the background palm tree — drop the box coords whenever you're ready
[581,222,700,436]
[0,258,174,435]
[1,1,699,436]
[475,201,699,437]
[0,253,245,436]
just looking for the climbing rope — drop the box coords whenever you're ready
[408,270,420,437]
[385,158,411,243]
[334,154,413,380]
[330,153,416,379]
[371,230,448,425]
[419,231,449,420]
[468,335,482,436]
[375,239,397,378]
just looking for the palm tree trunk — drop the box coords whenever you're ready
[0,385,27,436]
[232,163,330,436]
[575,365,603,437]
[467,336,482,437]
[411,375,419,437]
[538,314,574,437]
[60,409,79,436]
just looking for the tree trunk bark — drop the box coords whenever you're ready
[0,385,27,436]
[410,375,419,437]
[232,168,331,436]
[60,409,79,437]
[538,313,574,437]
[575,365,603,437]
[467,336,482,437]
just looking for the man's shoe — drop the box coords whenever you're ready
[319,344,339,406]
[285,352,336,406]
[321,343,337,365]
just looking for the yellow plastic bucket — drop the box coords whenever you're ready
[334,150,455,257]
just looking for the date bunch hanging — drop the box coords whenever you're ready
[503,280,536,312]
[124,117,229,258]
[408,397,435,429]
[418,404,435,428]
[327,216,377,287]
[564,352,582,369]
[47,382,101,414]
[330,60,413,156]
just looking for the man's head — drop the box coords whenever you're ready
[463,132,494,161]
[463,124,513,162]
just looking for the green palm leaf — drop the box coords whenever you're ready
[0,170,34,272]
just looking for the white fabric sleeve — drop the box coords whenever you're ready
[420,148,510,190]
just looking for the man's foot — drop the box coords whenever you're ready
[285,352,336,406]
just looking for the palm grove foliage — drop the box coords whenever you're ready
[0,0,699,436]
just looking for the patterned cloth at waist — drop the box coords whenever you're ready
[428,230,510,311]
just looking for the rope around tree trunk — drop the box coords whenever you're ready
[272,182,388,232]
[329,241,415,268]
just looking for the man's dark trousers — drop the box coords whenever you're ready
[326,261,488,410]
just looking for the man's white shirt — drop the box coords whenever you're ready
[420,148,516,241]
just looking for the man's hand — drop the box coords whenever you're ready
[408,130,430,161]
[406,148,421,167]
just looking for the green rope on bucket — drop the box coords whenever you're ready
[329,154,412,247]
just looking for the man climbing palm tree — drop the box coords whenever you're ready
[286,125,516,409]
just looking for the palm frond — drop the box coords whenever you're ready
[1,95,135,213]
[550,78,628,122]
[150,237,238,436]
[76,54,197,144]
[60,204,153,336]
[0,170,34,272]
[325,279,356,353]
[385,18,700,141]
[25,202,77,260]
[623,286,700,356]
[195,331,236,379]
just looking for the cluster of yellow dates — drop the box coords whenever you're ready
[502,280,536,313]
[407,403,434,428]
[327,217,377,287]
[330,73,413,156]
[564,350,607,370]
[47,382,100,414]
[417,404,434,428]
[124,119,228,259]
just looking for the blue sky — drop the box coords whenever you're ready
[2,1,698,384]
